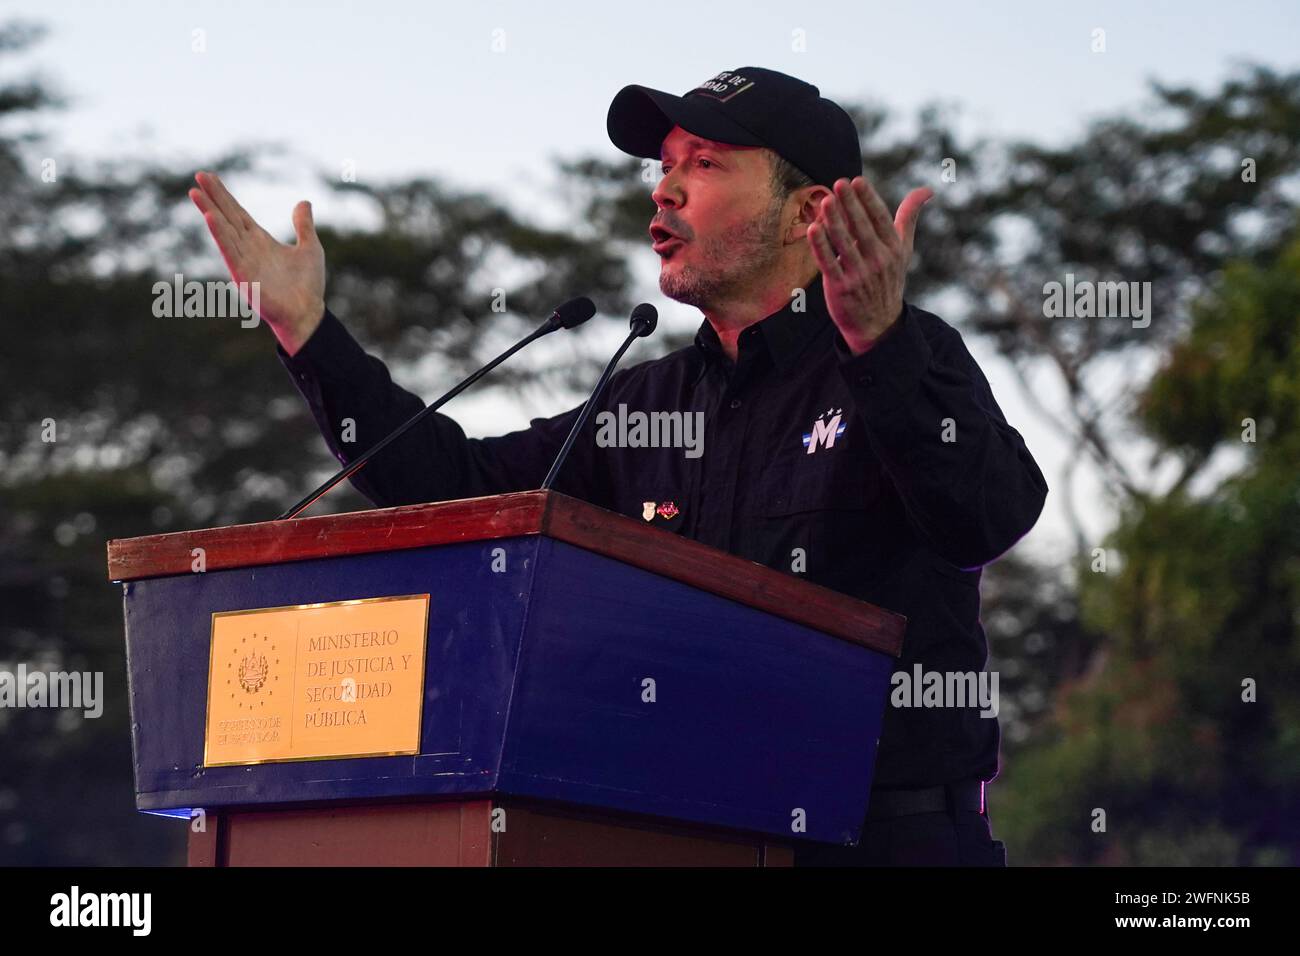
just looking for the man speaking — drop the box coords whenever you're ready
[189,65,1048,866]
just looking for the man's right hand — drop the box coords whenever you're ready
[189,170,327,356]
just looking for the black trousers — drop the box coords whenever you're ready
[792,807,1007,866]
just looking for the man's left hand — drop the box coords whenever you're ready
[807,176,933,355]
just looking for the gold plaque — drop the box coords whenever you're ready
[203,594,429,767]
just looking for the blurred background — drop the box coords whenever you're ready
[0,0,1297,865]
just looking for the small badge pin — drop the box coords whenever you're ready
[642,501,656,521]
[656,501,680,520]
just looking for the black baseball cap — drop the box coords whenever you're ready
[607,67,862,189]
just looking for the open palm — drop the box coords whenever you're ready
[189,171,326,354]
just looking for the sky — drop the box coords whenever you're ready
[6,0,1296,567]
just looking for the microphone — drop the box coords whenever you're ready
[277,296,596,520]
[540,303,657,491]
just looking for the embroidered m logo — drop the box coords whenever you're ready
[803,411,845,454]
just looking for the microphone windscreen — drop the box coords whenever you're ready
[630,303,658,336]
[554,296,597,329]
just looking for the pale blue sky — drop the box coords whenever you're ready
[7,0,1295,562]
[17,0,1295,190]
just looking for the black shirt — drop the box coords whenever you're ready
[277,273,1048,789]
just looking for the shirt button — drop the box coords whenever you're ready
[858,373,874,386]
[730,398,742,409]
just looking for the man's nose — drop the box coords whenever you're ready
[651,167,682,209]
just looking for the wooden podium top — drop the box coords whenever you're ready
[107,490,904,656]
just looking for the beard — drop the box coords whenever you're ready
[658,196,785,311]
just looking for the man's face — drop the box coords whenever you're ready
[650,125,787,310]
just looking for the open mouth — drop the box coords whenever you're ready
[650,224,686,255]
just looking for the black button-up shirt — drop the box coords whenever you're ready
[278,273,1048,790]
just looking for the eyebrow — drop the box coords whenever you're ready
[660,137,726,162]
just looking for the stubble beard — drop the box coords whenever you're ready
[658,196,786,311]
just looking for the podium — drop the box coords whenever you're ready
[107,491,905,866]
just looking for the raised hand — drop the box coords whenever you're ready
[189,171,327,355]
[807,176,933,354]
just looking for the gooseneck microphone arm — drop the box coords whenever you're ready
[277,296,596,520]
[541,303,658,492]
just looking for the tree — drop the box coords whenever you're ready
[995,230,1300,865]
[0,20,634,863]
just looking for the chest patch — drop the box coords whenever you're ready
[802,408,846,454]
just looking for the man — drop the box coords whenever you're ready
[189,66,1048,866]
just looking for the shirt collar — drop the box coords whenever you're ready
[692,272,831,379]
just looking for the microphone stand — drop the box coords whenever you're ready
[278,300,593,520]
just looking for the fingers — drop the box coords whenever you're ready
[811,176,902,274]
[819,192,870,276]
[837,179,878,248]
[194,170,255,236]
[188,185,214,216]
[189,185,246,269]
[852,177,900,249]
[189,179,232,243]
[813,176,930,268]
[202,207,247,270]
[291,200,318,247]
[811,177,932,293]
[895,187,934,255]
[835,179,890,266]
[807,221,844,282]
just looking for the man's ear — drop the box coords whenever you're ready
[786,184,833,243]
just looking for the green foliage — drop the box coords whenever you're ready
[0,21,636,863]
[998,235,1300,865]
[1141,236,1300,459]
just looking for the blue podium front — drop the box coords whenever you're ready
[112,492,904,848]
